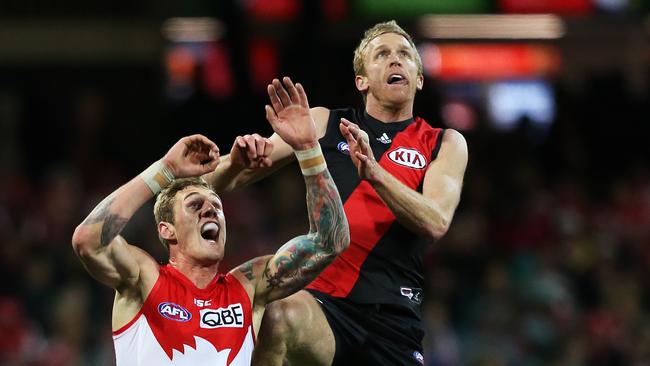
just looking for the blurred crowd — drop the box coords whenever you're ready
[1,65,650,366]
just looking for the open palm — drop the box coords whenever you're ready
[266,77,317,151]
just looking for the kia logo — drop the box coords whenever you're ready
[387,147,427,169]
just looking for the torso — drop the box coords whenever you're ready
[307,108,445,315]
[112,265,254,365]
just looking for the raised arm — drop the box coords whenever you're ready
[340,119,467,242]
[203,104,330,195]
[232,77,349,305]
[71,135,220,290]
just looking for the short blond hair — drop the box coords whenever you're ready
[153,177,212,250]
[353,20,423,77]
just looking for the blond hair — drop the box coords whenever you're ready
[153,177,212,250]
[353,20,423,77]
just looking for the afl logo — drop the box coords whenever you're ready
[158,302,191,322]
[387,147,427,169]
[337,141,350,155]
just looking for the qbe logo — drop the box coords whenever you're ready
[387,147,427,169]
[200,303,244,329]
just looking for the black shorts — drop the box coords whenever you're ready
[307,289,425,366]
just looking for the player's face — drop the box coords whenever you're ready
[356,32,423,108]
[171,186,226,263]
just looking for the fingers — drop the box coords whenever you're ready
[272,78,291,107]
[283,77,301,105]
[254,135,267,159]
[259,157,273,168]
[341,118,371,146]
[295,82,310,108]
[234,134,274,167]
[268,77,309,110]
[262,138,274,157]
[267,84,283,113]
[355,151,369,163]
[202,155,220,171]
[339,124,356,145]
[235,136,247,149]
[184,134,220,160]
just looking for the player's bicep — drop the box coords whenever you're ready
[74,235,141,290]
[422,129,468,216]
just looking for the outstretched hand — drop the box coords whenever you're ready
[265,77,318,151]
[230,133,274,169]
[162,134,220,178]
[339,118,379,181]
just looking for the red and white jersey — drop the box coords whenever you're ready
[113,265,254,366]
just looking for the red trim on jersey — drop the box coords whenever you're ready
[112,268,163,336]
[307,118,443,297]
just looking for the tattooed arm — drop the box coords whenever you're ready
[231,77,349,306]
[260,167,348,303]
[72,135,219,290]
[72,180,156,289]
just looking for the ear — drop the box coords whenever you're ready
[158,222,176,243]
[355,75,369,92]
[416,73,424,91]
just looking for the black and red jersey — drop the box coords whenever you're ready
[306,108,445,314]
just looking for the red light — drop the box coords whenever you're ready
[246,0,300,21]
[498,0,593,15]
[249,39,279,91]
[203,43,234,99]
[421,43,561,81]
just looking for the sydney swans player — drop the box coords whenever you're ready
[72,80,348,365]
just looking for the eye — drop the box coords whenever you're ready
[189,200,202,210]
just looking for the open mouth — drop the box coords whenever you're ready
[201,222,219,242]
[387,74,407,85]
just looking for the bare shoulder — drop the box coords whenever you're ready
[442,128,467,148]
[119,239,160,294]
[425,128,468,178]
[311,106,330,138]
[229,255,273,304]
[131,244,160,277]
[439,129,468,158]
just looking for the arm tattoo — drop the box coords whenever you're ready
[265,169,348,294]
[303,170,348,256]
[239,259,256,281]
[81,195,129,247]
[264,236,319,292]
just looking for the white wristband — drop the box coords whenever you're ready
[140,160,175,194]
[294,144,327,176]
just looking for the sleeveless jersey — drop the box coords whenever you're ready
[113,265,254,366]
[306,108,445,314]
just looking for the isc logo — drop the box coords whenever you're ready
[158,302,192,322]
[387,147,427,169]
[200,303,244,329]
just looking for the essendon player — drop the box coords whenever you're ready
[72,79,348,365]
[206,21,468,365]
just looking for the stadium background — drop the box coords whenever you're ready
[1,0,650,364]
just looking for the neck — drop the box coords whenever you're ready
[365,97,414,122]
[169,256,220,289]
